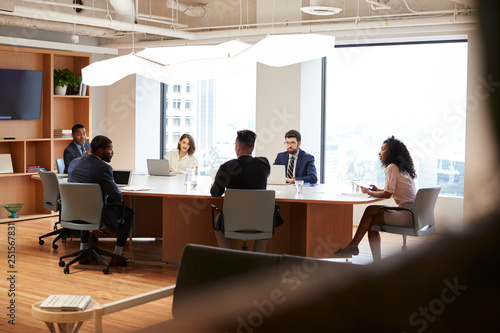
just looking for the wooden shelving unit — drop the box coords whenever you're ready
[0,45,91,219]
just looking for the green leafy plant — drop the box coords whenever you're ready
[53,68,81,94]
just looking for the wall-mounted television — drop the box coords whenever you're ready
[0,68,43,120]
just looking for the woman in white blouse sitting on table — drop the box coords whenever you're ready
[164,133,198,174]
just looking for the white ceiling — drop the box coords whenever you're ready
[0,0,478,47]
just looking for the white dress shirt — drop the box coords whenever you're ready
[164,150,198,173]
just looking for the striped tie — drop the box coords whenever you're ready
[81,146,85,156]
[287,157,295,179]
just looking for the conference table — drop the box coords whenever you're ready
[121,174,381,262]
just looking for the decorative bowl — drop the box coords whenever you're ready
[2,204,25,218]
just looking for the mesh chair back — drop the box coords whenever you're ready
[39,171,60,211]
[56,158,65,174]
[59,183,103,227]
[223,189,275,240]
[412,187,441,230]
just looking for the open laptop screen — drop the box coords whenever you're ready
[267,164,287,185]
[113,170,131,186]
[147,159,172,176]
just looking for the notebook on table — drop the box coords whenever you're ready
[267,164,287,185]
[113,169,132,187]
[147,159,174,176]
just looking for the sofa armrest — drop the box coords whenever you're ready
[94,285,175,333]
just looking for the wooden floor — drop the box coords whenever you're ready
[0,216,434,333]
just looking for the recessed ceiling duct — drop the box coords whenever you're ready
[301,0,342,16]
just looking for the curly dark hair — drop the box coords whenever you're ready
[382,136,417,179]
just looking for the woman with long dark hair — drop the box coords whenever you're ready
[164,133,198,174]
[335,136,417,261]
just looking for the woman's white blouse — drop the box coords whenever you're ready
[164,150,198,173]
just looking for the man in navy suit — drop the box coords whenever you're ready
[63,124,91,174]
[274,129,318,184]
[68,135,133,266]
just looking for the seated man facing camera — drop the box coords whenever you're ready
[274,129,318,184]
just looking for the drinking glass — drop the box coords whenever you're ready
[295,179,304,193]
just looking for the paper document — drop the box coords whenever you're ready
[351,180,370,189]
[121,185,155,191]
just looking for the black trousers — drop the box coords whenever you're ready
[81,205,134,247]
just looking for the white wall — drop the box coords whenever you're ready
[255,63,301,161]
[134,75,161,173]
[90,54,108,138]
[300,59,323,178]
[106,74,136,170]
[104,74,161,172]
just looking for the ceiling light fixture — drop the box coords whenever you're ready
[366,0,391,10]
[73,0,83,13]
[301,0,342,16]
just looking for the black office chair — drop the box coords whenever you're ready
[38,171,79,250]
[58,183,126,274]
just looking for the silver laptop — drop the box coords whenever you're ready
[267,164,287,185]
[113,169,132,187]
[0,154,13,173]
[147,159,173,176]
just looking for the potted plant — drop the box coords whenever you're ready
[54,68,81,95]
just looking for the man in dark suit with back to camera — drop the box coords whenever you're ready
[211,130,271,252]
[63,124,91,174]
[68,135,133,266]
[274,129,318,184]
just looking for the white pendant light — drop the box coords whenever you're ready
[301,0,342,16]
[82,34,336,86]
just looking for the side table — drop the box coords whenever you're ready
[32,300,100,333]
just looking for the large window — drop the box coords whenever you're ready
[325,41,467,196]
[161,66,256,174]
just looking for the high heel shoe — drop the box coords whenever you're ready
[334,247,359,256]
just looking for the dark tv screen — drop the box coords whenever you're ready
[0,68,43,120]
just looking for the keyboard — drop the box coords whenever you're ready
[40,295,91,311]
